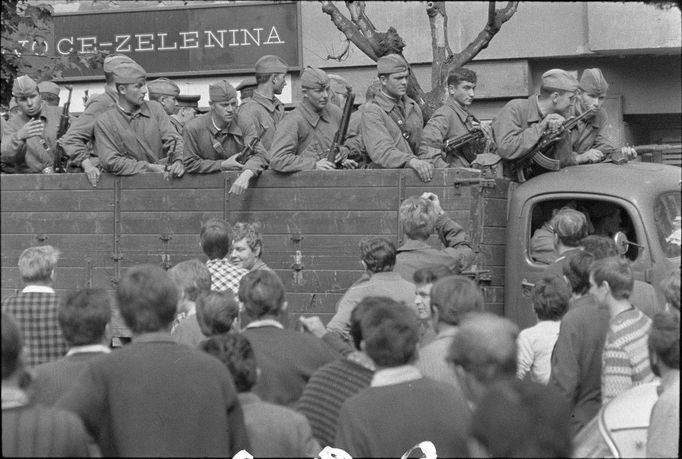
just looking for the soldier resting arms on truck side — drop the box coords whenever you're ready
[269,66,357,173]
[1,75,62,174]
[418,67,492,168]
[182,80,268,196]
[394,192,474,282]
[94,62,185,177]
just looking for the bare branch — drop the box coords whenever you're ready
[346,1,378,43]
[487,1,496,29]
[320,1,377,60]
[426,1,449,91]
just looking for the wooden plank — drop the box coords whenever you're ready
[0,234,113,254]
[274,269,365,294]
[119,211,222,234]
[286,292,344,315]
[1,190,113,213]
[1,212,114,234]
[483,198,508,227]
[0,173,115,191]
[482,227,506,245]
[121,188,224,212]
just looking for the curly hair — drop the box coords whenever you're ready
[232,222,264,258]
[399,196,438,240]
[200,334,257,392]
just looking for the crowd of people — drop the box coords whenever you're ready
[1,50,637,187]
[1,190,679,457]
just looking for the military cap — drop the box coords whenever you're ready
[147,78,180,97]
[579,68,609,96]
[102,54,136,74]
[236,77,258,92]
[209,80,237,103]
[254,55,288,74]
[176,94,200,108]
[377,54,409,75]
[113,62,146,84]
[38,81,60,97]
[300,67,330,90]
[12,75,39,98]
[541,69,579,92]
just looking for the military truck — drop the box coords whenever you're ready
[1,161,679,336]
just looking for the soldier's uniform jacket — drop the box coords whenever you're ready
[361,91,422,169]
[236,91,285,151]
[60,86,118,167]
[419,97,483,168]
[269,99,342,172]
[343,106,371,167]
[1,102,61,173]
[183,112,268,175]
[94,100,183,175]
[169,116,183,136]
[569,102,616,155]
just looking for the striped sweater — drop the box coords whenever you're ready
[601,307,654,404]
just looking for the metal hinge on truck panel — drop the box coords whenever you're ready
[452,177,496,196]
[396,174,406,246]
[291,233,305,285]
[159,233,173,270]
[110,177,122,287]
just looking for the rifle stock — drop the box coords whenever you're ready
[53,85,73,173]
[327,87,355,165]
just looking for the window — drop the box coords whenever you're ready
[654,192,681,262]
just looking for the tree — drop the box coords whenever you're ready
[320,1,519,122]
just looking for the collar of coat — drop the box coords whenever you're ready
[117,100,152,119]
[299,98,331,127]
[574,101,603,128]
[445,97,473,124]
[252,91,283,113]
[374,91,418,114]
[203,112,242,137]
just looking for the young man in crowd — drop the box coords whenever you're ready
[169,259,212,347]
[230,222,272,272]
[200,218,248,295]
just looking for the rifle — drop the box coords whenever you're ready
[327,86,355,166]
[514,107,598,182]
[53,85,73,173]
[235,134,261,164]
[443,129,485,163]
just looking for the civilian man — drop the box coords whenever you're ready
[200,218,248,295]
[230,222,272,272]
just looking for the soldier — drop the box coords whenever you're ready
[170,94,200,135]
[492,69,580,180]
[147,77,180,117]
[361,54,432,182]
[237,55,288,151]
[60,54,137,186]
[94,62,184,177]
[236,77,257,107]
[37,81,61,107]
[419,67,490,168]
[1,75,61,173]
[344,80,382,168]
[183,80,268,196]
[269,66,356,172]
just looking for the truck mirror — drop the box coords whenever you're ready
[613,231,645,256]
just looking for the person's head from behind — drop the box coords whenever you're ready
[648,310,680,377]
[413,265,453,321]
[532,275,570,322]
[359,237,396,274]
[167,259,211,314]
[447,67,477,107]
[469,379,572,458]
[361,297,419,368]
[399,196,438,241]
[661,268,680,312]
[2,312,23,382]
[238,270,286,320]
[349,297,385,352]
[589,256,633,306]
[18,245,60,285]
[562,250,594,296]
[200,334,257,393]
[551,208,587,250]
[196,290,239,337]
[580,234,617,260]
[590,202,622,238]
[116,264,178,334]
[230,222,264,271]
[447,312,519,406]
[200,218,232,260]
[58,289,112,347]
[429,275,484,329]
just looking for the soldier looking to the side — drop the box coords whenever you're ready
[37,81,61,107]
[147,77,180,117]
[170,94,200,135]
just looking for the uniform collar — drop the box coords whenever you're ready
[205,112,242,137]
[445,97,472,123]
[299,99,330,127]
[575,101,602,128]
[527,94,543,124]
[374,90,411,113]
[252,91,283,113]
[370,364,423,387]
[117,101,151,119]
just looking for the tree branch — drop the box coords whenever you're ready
[346,1,378,43]
[427,1,450,91]
[320,1,377,60]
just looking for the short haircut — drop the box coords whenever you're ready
[238,270,285,319]
[399,196,438,240]
[471,379,572,458]
[232,222,263,257]
[430,275,484,326]
[361,297,419,367]
[349,296,383,350]
[18,245,60,283]
[167,259,211,302]
[2,312,23,380]
[447,67,477,87]
[661,268,680,311]
[589,257,633,301]
[255,72,279,85]
[551,209,587,247]
[196,290,239,336]
[58,289,112,346]
[649,310,680,370]
[200,218,232,260]
[562,250,594,295]
[359,237,396,273]
[580,235,617,260]
[200,334,257,392]
[412,264,452,285]
[448,312,519,385]
[532,275,571,321]
[116,264,178,334]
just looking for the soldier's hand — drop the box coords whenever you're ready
[543,113,565,132]
[622,146,637,160]
[340,158,358,169]
[315,159,336,170]
[16,119,44,140]
[82,159,101,187]
[408,158,433,182]
[167,160,185,179]
[333,146,350,164]
[577,149,604,164]
[229,169,254,196]
[220,156,245,171]
[299,316,327,338]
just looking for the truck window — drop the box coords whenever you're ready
[529,198,639,264]
[654,192,681,262]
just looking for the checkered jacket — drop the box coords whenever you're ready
[1,292,68,367]
[206,259,248,295]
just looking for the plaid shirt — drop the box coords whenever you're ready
[1,289,68,367]
[206,259,248,295]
